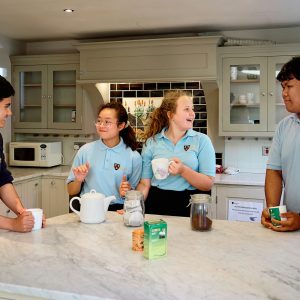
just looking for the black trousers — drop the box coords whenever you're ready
[145,186,210,217]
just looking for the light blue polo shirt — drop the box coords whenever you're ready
[141,128,216,191]
[67,138,142,204]
[267,114,300,212]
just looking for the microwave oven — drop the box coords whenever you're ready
[9,141,62,167]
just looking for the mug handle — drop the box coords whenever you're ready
[167,160,175,176]
[70,197,81,216]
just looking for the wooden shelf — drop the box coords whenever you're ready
[53,83,76,87]
[22,104,41,108]
[230,79,259,83]
[53,104,76,108]
[23,84,41,87]
[231,103,260,108]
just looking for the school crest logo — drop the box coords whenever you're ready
[184,145,190,151]
[114,163,120,170]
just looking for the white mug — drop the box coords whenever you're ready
[151,158,173,180]
[27,208,43,230]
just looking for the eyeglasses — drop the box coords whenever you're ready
[94,119,119,127]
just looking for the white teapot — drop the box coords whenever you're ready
[70,189,116,223]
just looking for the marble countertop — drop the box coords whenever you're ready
[0,212,299,300]
[214,172,265,186]
[9,165,71,182]
[9,166,265,187]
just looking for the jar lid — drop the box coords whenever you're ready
[125,190,144,200]
[190,194,211,203]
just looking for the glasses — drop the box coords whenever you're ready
[94,119,119,127]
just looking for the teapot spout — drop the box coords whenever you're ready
[104,195,116,211]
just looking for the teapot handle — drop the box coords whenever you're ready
[70,196,81,216]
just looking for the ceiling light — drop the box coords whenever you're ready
[63,8,74,13]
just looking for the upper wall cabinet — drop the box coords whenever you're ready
[218,44,300,136]
[76,36,222,82]
[10,54,95,134]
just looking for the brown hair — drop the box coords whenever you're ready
[97,102,138,151]
[145,90,192,139]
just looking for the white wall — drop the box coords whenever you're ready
[224,137,272,173]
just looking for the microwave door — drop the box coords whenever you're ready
[14,148,35,161]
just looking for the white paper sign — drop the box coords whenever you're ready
[228,199,263,222]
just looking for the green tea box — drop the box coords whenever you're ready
[144,219,167,259]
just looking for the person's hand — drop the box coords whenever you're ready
[73,162,90,182]
[261,207,273,228]
[119,175,131,197]
[42,213,46,228]
[10,211,34,232]
[169,157,185,176]
[269,212,300,232]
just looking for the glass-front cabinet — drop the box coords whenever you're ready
[220,55,292,136]
[13,64,82,130]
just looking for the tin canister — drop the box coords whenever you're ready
[132,229,144,251]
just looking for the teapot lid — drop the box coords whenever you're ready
[83,189,105,198]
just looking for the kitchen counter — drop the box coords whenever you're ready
[214,172,265,186]
[0,212,299,300]
[9,166,265,186]
[9,165,71,182]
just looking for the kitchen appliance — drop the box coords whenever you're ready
[9,141,62,167]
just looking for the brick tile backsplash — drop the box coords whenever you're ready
[110,81,208,153]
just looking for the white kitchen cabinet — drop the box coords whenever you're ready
[11,54,83,133]
[42,177,69,218]
[218,44,300,136]
[0,178,41,218]
[212,185,265,222]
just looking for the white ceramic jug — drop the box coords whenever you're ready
[70,189,116,223]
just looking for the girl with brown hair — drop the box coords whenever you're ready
[121,90,216,216]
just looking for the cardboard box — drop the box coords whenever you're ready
[144,219,167,259]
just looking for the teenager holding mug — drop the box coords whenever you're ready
[120,90,216,216]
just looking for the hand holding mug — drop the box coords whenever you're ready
[168,157,185,175]
[73,162,90,182]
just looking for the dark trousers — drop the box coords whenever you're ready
[145,186,210,217]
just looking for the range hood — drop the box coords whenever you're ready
[75,36,222,83]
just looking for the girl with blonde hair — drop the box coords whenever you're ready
[120,90,215,216]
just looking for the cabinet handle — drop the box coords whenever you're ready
[51,181,55,185]
[261,92,266,96]
[48,95,52,99]
[42,95,46,99]
[35,183,38,186]
[269,92,274,96]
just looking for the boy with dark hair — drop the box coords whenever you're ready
[0,75,35,232]
[261,57,300,231]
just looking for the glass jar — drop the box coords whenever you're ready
[123,190,145,227]
[190,194,212,231]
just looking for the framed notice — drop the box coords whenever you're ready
[228,199,263,222]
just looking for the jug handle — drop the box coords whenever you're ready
[70,196,81,216]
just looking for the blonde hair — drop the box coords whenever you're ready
[145,90,192,139]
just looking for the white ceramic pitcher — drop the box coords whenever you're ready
[70,189,116,223]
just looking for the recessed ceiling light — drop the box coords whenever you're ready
[63,8,74,13]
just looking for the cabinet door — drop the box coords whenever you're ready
[22,178,41,209]
[267,56,292,132]
[47,64,82,130]
[222,57,268,133]
[0,182,23,218]
[13,65,48,129]
[215,185,265,222]
[42,178,69,218]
